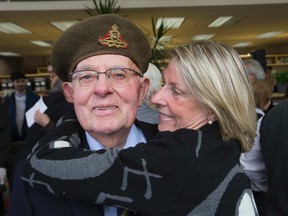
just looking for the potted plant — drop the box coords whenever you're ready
[85,0,120,16]
[274,70,288,93]
[141,18,174,70]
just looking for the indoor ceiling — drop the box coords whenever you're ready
[0,0,288,57]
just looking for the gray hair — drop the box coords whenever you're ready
[144,63,162,103]
[243,58,266,80]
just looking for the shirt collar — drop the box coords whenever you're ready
[86,123,147,150]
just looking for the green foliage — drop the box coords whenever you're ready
[274,70,288,84]
[141,17,173,70]
[151,18,171,50]
[85,0,120,16]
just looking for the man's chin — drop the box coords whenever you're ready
[91,123,120,134]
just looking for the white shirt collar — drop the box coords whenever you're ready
[86,123,147,151]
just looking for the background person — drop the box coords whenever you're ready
[260,99,288,216]
[4,72,40,142]
[3,72,39,191]
[22,40,258,215]
[265,66,277,92]
[47,62,63,94]
[136,62,162,124]
[22,63,74,158]
[240,80,273,215]
[0,97,11,215]
[8,14,154,216]
[244,58,266,82]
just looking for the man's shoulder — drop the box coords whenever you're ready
[262,99,288,126]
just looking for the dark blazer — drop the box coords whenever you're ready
[260,99,288,216]
[8,159,105,216]
[0,100,11,169]
[4,87,40,142]
[4,88,40,190]
[8,118,158,216]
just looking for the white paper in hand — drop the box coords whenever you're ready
[25,97,48,127]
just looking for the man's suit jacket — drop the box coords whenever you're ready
[4,87,40,142]
[8,119,158,216]
[8,159,105,216]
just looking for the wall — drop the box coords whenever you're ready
[1,42,288,75]
[236,44,288,55]
[0,56,22,75]
[0,55,49,76]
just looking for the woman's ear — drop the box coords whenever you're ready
[138,77,150,107]
[62,82,74,103]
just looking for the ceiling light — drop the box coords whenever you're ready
[0,22,31,34]
[256,32,283,38]
[0,52,20,56]
[192,34,215,40]
[208,16,233,27]
[232,42,252,47]
[50,21,79,31]
[156,17,185,29]
[30,40,52,47]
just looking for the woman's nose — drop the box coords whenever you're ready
[151,86,165,106]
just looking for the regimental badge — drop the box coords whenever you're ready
[98,24,128,49]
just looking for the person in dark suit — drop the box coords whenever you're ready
[8,14,154,216]
[0,97,11,215]
[260,99,288,216]
[4,72,40,190]
[240,80,273,215]
[4,72,40,143]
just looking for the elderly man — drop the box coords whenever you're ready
[8,14,157,216]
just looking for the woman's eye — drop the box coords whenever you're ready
[172,88,182,95]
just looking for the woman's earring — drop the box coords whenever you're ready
[208,113,213,125]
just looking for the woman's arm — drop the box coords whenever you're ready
[21,116,188,214]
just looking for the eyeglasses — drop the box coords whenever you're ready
[70,67,143,87]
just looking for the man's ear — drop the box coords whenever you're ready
[63,82,74,103]
[138,77,150,107]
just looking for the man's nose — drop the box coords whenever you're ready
[92,74,112,95]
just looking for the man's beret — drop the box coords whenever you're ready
[51,14,152,81]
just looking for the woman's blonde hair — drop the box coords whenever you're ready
[170,40,256,152]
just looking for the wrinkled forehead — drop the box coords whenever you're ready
[75,54,137,70]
